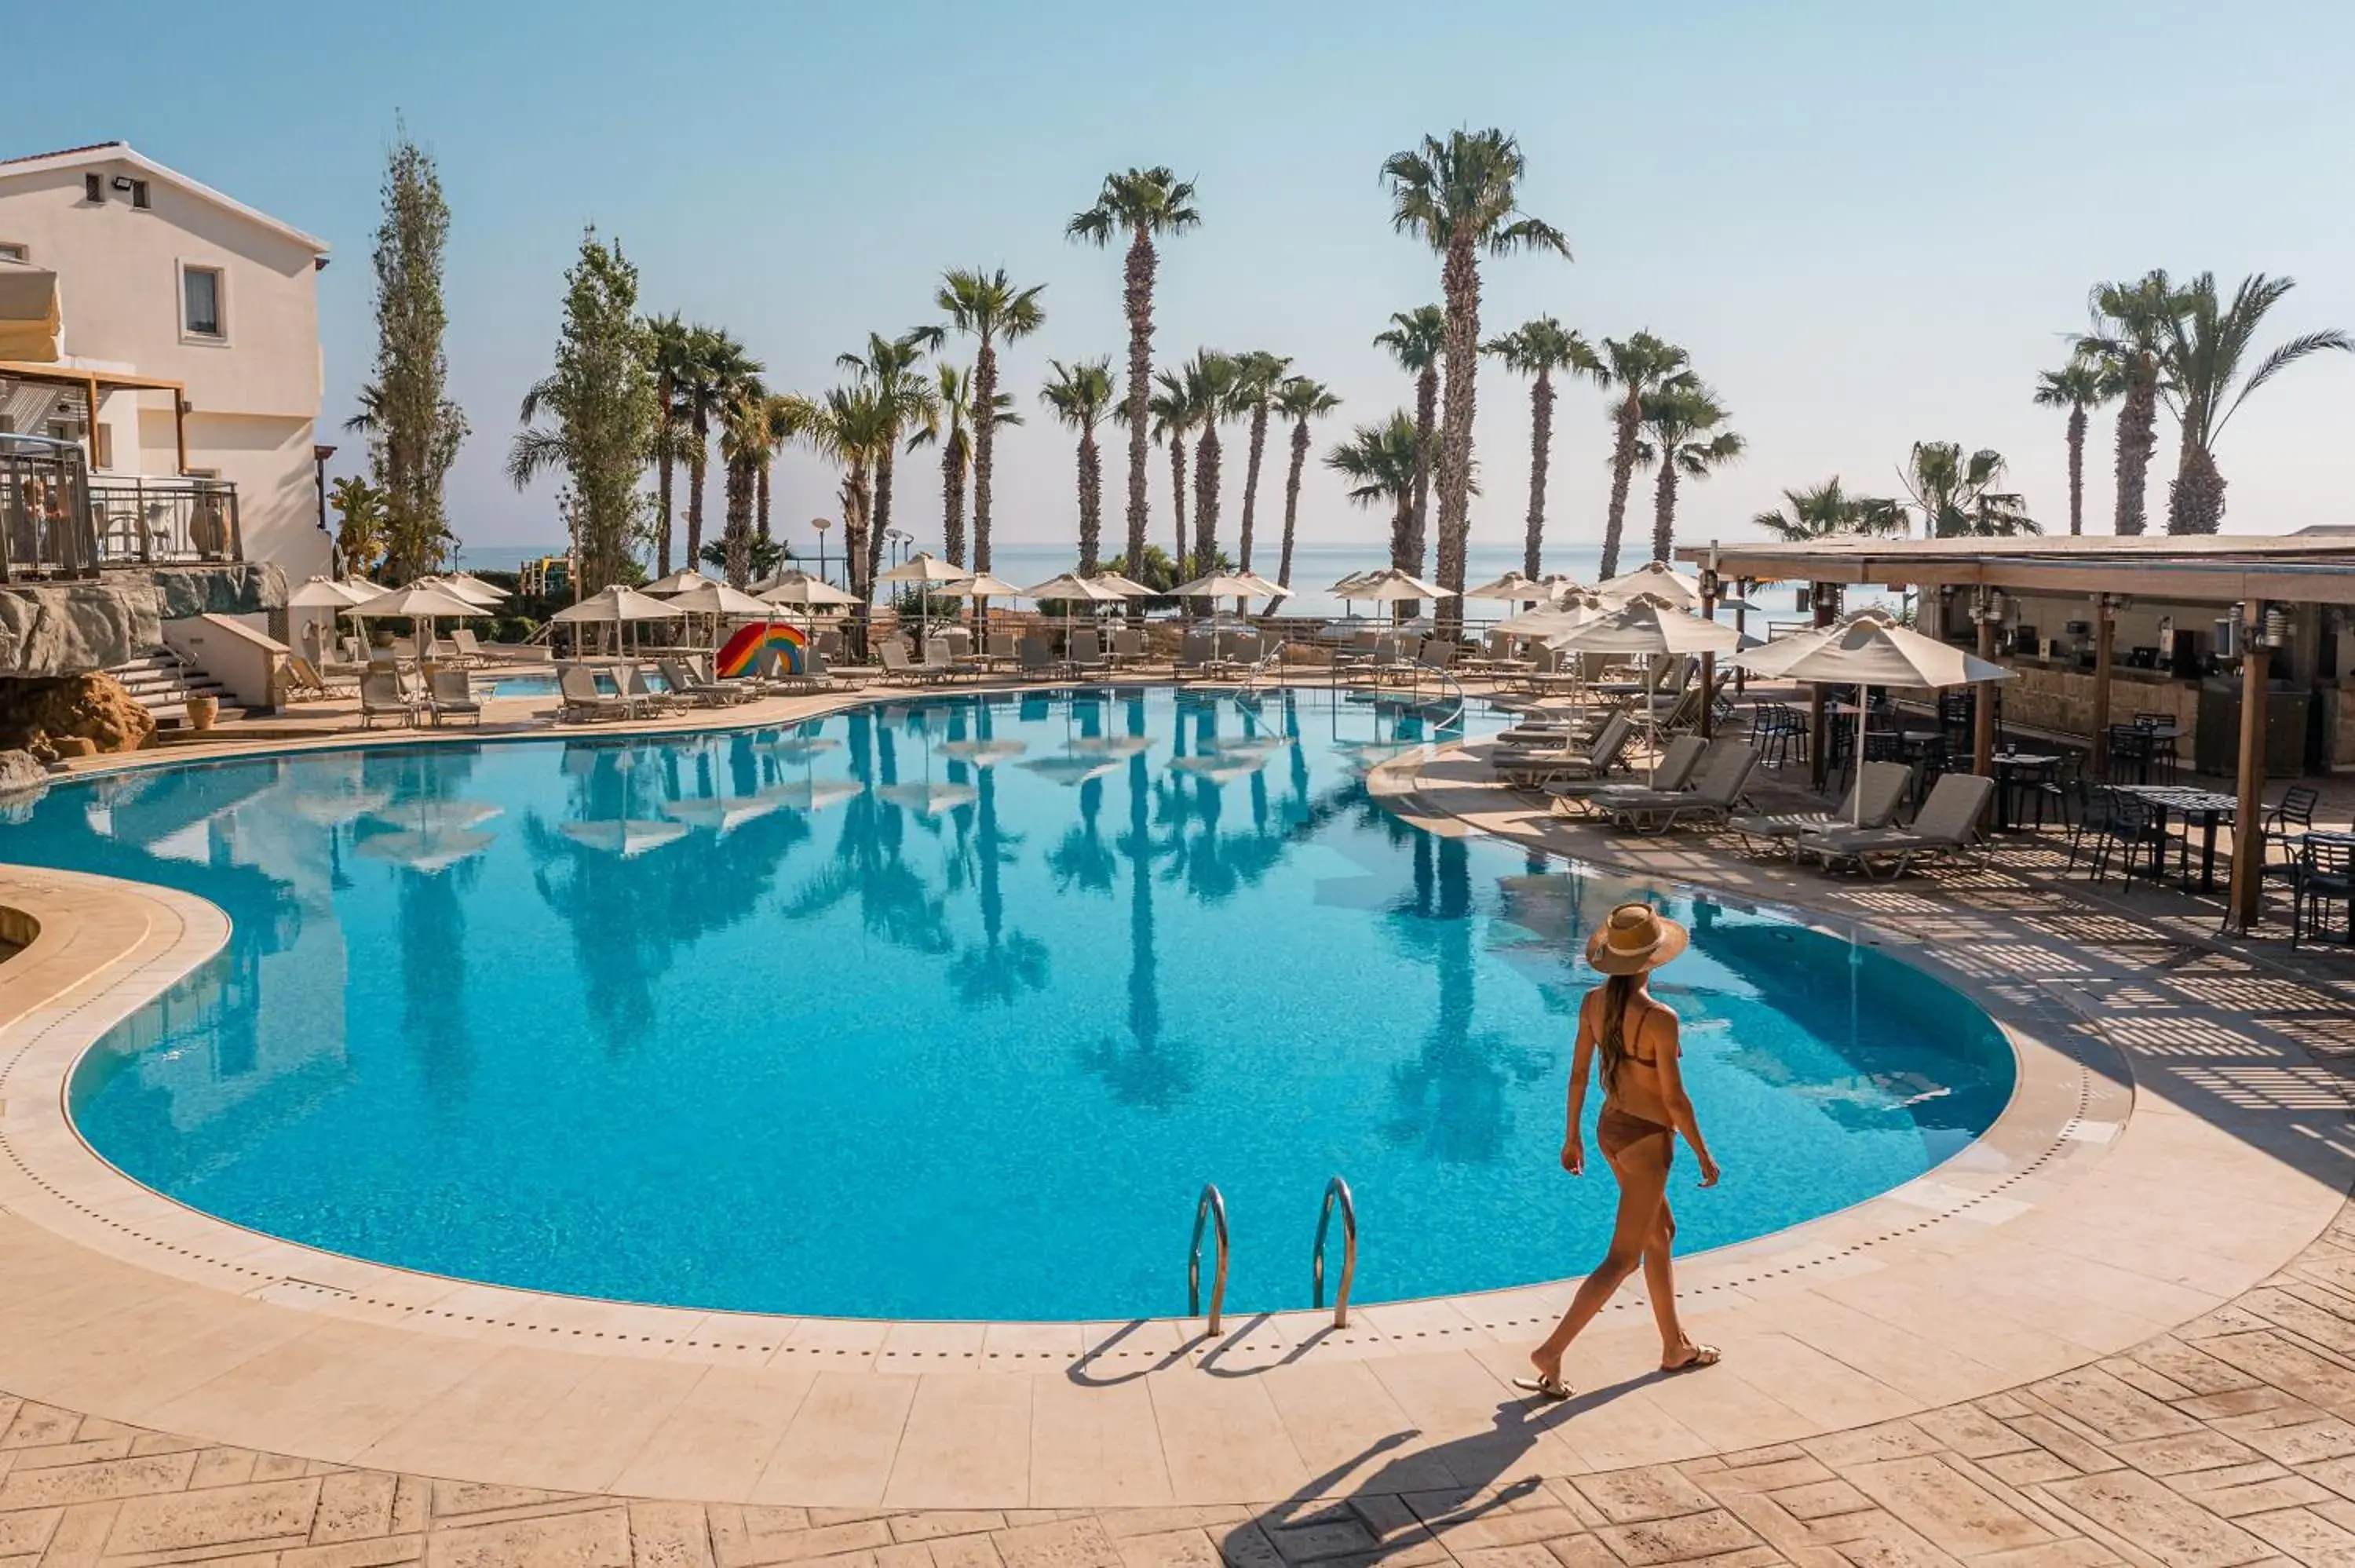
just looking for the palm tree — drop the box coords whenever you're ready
[756,392,804,547]
[1325,412,1425,574]
[1382,128,1571,630]
[644,311,695,575]
[1593,332,1690,579]
[2074,272,2180,537]
[1272,377,1340,596]
[1372,306,1446,574]
[1751,478,1908,542]
[1227,350,1291,572]
[2032,359,2113,536]
[1039,357,1116,571]
[1068,169,1202,589]
[1899,443,2039,537]
[677,326,761,568]
[716,378,771,586]
[1484,316,1598,578]
[1140,370,1196,569]
[1181,351,1240,580]
[911,364,976,566]
[926,269,1045,572]
[2156,272,2351,534]
[835,332,938,594]
[1634,382,1743,563]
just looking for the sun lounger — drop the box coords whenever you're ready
[877,639,936,686]
[283,654,352,702]
[1018,635,1064,680]
[428,669,483,727]
[1549,734,1708,817]
[451,628,488,665]
[1068,629,1112,678]
[922,637,965,682]
[1174,630,1216,677]
[1795,771,1996,878]
[358,670,425,729]
[622,663,684,715]
[1730,761,1912,854]
[1110,628,1148,667]
[557,664,630,723]
[659,657,750,706]
[1493,712,1634,788]
[1598,743,1760,833]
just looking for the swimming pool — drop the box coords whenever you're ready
[20,688,2013,1322]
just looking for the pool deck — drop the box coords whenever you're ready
[2,684,2353,1565]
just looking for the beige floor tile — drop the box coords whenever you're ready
[754,1373,920,1508]
[881,1375,1031,1509]
[1028,1377,1174,1510]
[1145,1373,1311,1504]
[611,1366,816,1501]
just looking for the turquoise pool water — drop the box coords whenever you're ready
[16,688,2013,1321]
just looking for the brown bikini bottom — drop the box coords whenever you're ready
[1597,1106,1674,1165]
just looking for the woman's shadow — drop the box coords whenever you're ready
[1224,1376,1652,1563]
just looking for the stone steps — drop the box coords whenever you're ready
[103,647,246,728]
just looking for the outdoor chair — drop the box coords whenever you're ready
[1599,742,1760,835]
[555,665,628,724]
[1550,734,1708,819]
[1174,630,1217,677]
[428,669,482,727]
[2265,786,2321,869]
[1068,630,1112,678]
[2089,790,2170,886]
[1017,635,1065,680]
[1494,712,1636,789]
[1795,771,1995,879]
[1729,760,1912,854]
[877,639,929,686]
[986,630,1020,668]
[659,657,747,706]
[451,628,488,664]
[283,655,352,702]
[921,637,962,681]
[2291,837,2354,949]
[1110,628,1148,666]
[358,670,422,730]
[622,663,684,715]
[1752,700,1806,768]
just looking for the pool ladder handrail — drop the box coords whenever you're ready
[1312,1176,1358,1328]
[1188,1183,1229,1335]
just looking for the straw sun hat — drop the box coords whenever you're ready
[1584,902,1689,975]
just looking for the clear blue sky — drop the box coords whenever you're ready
[8,0,2351,566]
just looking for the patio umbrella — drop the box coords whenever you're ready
[1553,600,1742,784]
[1732,615,2012,820]
[659,578,775,651]
[288,575,364,610]
[877,779,979,816]
[755,568,862,605]
[642,568,716,596]
[1736,608,1893,680]
[1090,570,1154,598]
[942,571,1024,649]
[1594,560,1703,611]
[1346,568,1455,628]
[877,551,968,645]
[550,584,684,658]
[441,572,509,605]
[1466,571,1548,606]
[351,582,490,661]
[1023,573,1129,645]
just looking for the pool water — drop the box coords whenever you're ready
[16,688,2013,1321]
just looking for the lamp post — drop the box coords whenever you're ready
[812,517,832,586]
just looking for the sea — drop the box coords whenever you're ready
[451,540,1831,622]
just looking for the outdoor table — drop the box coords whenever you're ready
[1988,752,2060,833]
[2113,783,2239,892]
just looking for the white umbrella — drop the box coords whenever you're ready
[288,575,364,610]
[550,584,684,657]
[660,578,773,618]
[337,576,387,596]
[1021,753,1123,787]
[1090,571,1154,599]
[1170,570,1282,601]
[877,552,967,643]
[643,568,717,596]
[757,569,862,606]
[441,572,509,605]
[355,826,495,873]
[1024,574,1126,603]
[770,777,864,811]
[944,572,1025,600]
[352,583,487,619]
[1554,600,1742,785]
[1348,568,1454,603]
[1736,608,1894,680]
[1496,601,1601,638]
[1466,572,1547,603]
[663,790,791,835]
[1732,616,2012,822]
[1594,560,1703,611]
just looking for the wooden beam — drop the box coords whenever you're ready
[1698,576,1718,740]
[2089,594,2116,777]
[1973,591,1998,778]
[1807,584,1834,790]
[2228,603,2270,932]
[173,395,188,476]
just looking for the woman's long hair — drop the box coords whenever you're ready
[1597,972,1640,1092]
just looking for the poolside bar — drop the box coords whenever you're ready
[1679,532,2355,930]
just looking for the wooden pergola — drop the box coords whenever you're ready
[1676,534,2355,932]
[0,359,191,473]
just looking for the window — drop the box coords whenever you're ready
[91,426,113,469]
[129,180,151,210]
[181,265,223,338]
[0,242,26,263]
[83,173,102,202]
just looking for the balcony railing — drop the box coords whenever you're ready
[91,475,243,567]
[0,432,98,582]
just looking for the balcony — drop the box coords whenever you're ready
[0,433,242,582]
[90,473,243,567]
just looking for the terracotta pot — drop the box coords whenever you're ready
[184,695,219,732]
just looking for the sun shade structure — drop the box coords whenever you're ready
[1466,572,1548,603]
[550,585,685,657]
[1170,570,1284,600]
[1024,574,1129,603]
[351,583,488,621]
[942,572,1025,600]
[287,576,367,611]
[1594,560,1705,611]
[642,569,717,596]
[441,572,510,604]
[657,578,773,618]
[1495,601,1601,638]
[1089,571,1154,598]
[1549,598,1740,656]
[876,552,969,585]
[759,571,861,607]
[1345,568,1455,603]
[1735,608,1897,680]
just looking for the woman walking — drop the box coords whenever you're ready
[1518,902,1722,1400]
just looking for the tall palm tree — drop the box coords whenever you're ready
[1272,377,1341,596]
[1634,382,1743,563]
[777,383,892,633]
[2074,272,2180,537]
[1593,332,1690,579]
[1140,370,1196,569]
[926,269,1045,572]
[1373,306,1446,574]
[911,364,977,567]
[2156,272,2351,534]
[677,326,761,568]
[1751,478,1908,542]
[834,332,939,595]
[1181,350,1241,579]
[2033,359,2113,536]
[1039,357,1116,571]
[1068,169,1201,583]
[1382,128,1571,631]
[756,392,807,549]
[1325,412,1425,574]
[717,377,771,587]
[1484,316,1599,578]
[1227,350,1291,572]
[643,311,695,575]
[1899,443,2039,537]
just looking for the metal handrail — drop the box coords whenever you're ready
[1312,1176,1358,1328]
[1188,1183,1229,1336]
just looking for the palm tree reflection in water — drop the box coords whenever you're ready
[1081,693,1197,1108]
[947,703,1050,1008]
